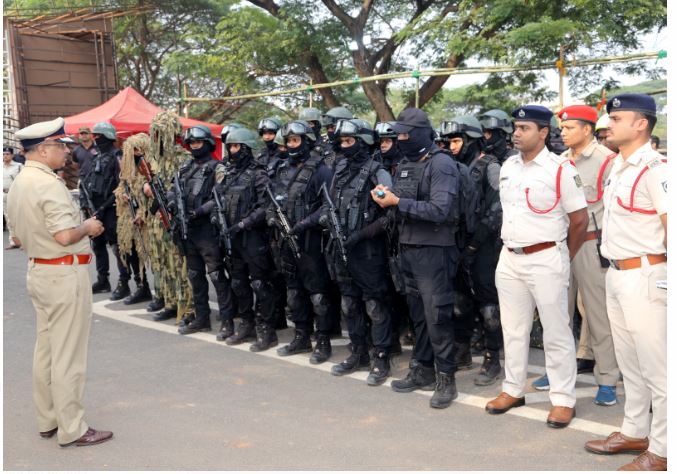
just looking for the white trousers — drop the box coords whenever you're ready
[606,260,667,457]
[495,243,577,407]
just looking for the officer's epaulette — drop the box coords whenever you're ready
[647,158,665,169]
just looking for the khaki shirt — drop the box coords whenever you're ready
[561,139,615,232]
[601,141,667,260]
[499,145,587,248]
[6,160,90,259]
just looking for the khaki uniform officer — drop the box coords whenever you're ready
[558,104,620,405]
[485,105,589,429]
[6,117,114,448]
[584,94,667,471]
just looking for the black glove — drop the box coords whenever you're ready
[227,221,245,237]
[344,233,360,249]
[291,220,308,236]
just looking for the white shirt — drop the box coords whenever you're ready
[601,141,667,260]
[3,160,23,193]
[499,145,587,248]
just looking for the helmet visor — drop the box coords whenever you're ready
[480,116,510,130]
[280,121,310,138]
[374,122,396,137]
[440,121,462,135]
[185,126,210,142]
[258,119,280,133]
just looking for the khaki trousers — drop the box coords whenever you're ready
[568,239,620,386]
[606,260,667,458]
[495,243,577,408]
[26,259,91,445]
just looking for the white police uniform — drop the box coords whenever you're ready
[496,141,587,408]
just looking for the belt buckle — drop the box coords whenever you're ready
[512,247,525,255]
[609,259,620,270]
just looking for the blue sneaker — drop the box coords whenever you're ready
[594,385,617,406]
[531,374,550,391]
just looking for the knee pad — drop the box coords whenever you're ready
[310,293,330,317]
[340,295,360,319]
[251,279,272,300]
[286,289,303,312]
[231,278,249,297]
[479,304,501,332]
[208,269,226,285]
[453,290,473,318]
[365,299,388,324]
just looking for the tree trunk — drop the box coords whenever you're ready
[307,53,340,108]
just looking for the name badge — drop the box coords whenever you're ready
[401,171,409,178]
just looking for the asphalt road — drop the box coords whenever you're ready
[3,231,632,470]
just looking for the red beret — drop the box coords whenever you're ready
[558,105,598,124]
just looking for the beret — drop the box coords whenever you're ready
[558,105,598,125]
[511,105,553,126]
[606,93,656,116]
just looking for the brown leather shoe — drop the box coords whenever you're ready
[59,428,113,447]
[547,405,575,428]
[485,392,526,414]
[39,427,58,439]
[618,451,667,471]
[585,432,649,455]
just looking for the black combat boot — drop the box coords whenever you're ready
[225,318,256,345]
[366,350,391,386]
[216,319,234,342]
[178,312,195,328]
[430,371,458,409]
[250,324,278,352]
[147,297,165,312]
[92,276,111,294]
[277,329,312,356]
[474,350,502,386]
[178,317,211,335]
[331,344,370,376]
[391,362,436,393]
[123,283,152,305]
[110,280,130,301]
[309,334,332,364]
[454,342,473,370]
[153,306,177,322]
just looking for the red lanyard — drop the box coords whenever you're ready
[615,158,667,215]
[586,153,616,204]
[525,159,576,214]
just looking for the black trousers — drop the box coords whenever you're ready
[400,244,459,373]
[184,223,235,326]
[90,206,138,282]
[454,236,502,352]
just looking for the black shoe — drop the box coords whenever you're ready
[453,342,473,371]
[178,320,211,335]
[309,334,332,364]
[147,297,165,312]
[216,320,234,342]
[153,307,177,322]
[110,281,130,301]
[250,324,278,352]
[474,350,502,386]
[391,363,436,393]
[366,351,391,386]
[92,277,111,294]
[331,344,370,376]
[277,330,312,356]
[123,284,152,305]
[225,318,256,345]
[178,313,195,328]
[430,371,458,409]
[576,358,595,374]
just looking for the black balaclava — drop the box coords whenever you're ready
[310,121,322,140]
[480,129,508,160]
[287,137,311,165]
[264,138,278,154]
[133,154,143,166]
[398,126,434,160]
[341,138,369,169]
[190,142,212,162]
[228,145,252,169]
[449,133,480,165]
[95,136,115,154]
[380,139,401,168]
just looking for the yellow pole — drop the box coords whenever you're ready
[558,45,564,110]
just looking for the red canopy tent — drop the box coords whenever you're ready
[64,87,223,159]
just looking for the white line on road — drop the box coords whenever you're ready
[93,300,619,437]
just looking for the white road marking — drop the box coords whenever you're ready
[93,300,620,437]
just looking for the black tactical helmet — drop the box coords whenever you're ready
[440,115,483,138]
[374,121,398,139]
[335,118,375,145]
[479,109,513,134]
[220,122,245,143]
[257,117,282,136]
[321,106,353,127]
[184,125,216,151]
[280,120,317,143]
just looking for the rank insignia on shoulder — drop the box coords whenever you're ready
[648,159,663,169]
[574,175,583,188]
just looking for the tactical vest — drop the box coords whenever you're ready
[222,163,257,225]
[332,157,381,233]
[273,153,324,225]
[180,158,219,211]
[84,150,117,199]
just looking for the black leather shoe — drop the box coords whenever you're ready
[91,277,111,294]
[123,285,152,305]
[216,320,234,341]
[178,313,195,328]
[153,307,177,322]
[178,320,211,335]
[59,428,113,447]
[147,297,165,312]
[110,281,130,301]
[225,319,256,345]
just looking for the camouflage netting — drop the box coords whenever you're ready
[114,133,151,277]
[147,111,194,321]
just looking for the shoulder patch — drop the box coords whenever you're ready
[648,159,664,169]
[574,175,583,188]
